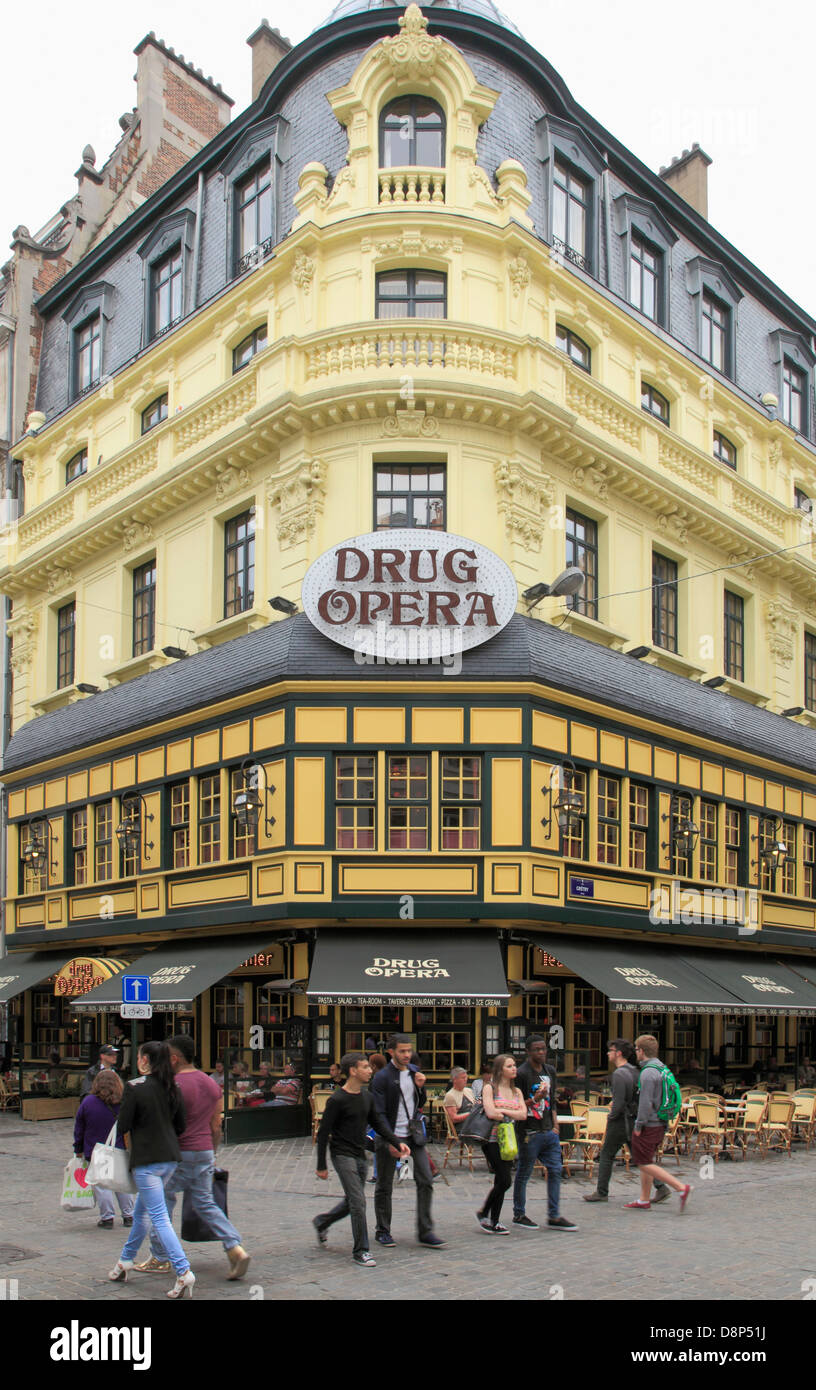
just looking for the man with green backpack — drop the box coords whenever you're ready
[624,1035,692,1213]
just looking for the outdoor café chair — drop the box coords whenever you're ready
[791,1094,816,1150]
[758,1098,795,1157]
[690,1098,729,1160]
[442,1108,475,1173]
[656,1111,683,1166]
[731,1097,767,1158]
[0,1076,19,1111]
[571,1106,608,1180]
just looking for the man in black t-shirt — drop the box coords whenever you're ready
[512,1035,577,1232]
[314,1053,409,1266]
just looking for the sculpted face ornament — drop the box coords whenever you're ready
[302,528,517,659]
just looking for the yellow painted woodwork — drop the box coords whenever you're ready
[139,883,161,913]
[532,709,568,755]
[257,863,284,896]
[702,762,723,795]
[657,791,672,870]
[744,776,764,807]
[222,720,251,760]
[48,815,64,884]
[470,707,522,744]
[167,739,191,775]
[253,709,285,750]
[765,781,783,812]
[113,756,136,790]
[804,793,816,820]
[492,758,523,844]
[762,902,815,930]
[8,790,26,819]
[654,748,677,783]
[293,757,326,844]
[193,730,220,768]
[785,787,803,818]
[571,723,597,761]
[532,864,560,897]
[137,747,165,783]
[258,759,285,850]
[339,863,476,894]
[627,739,652,776]
[600,731,626,769]
[141,791,161,870]
[491,862,521,894]
[25,784,44,813]
[353,706,406,743]
[67,771,89,804]
[45,778,66,809]
[89,765,112,797]
[678,755,700,789]
[295,707,347,743]
[47,898,64,926]
[412,707,463,742]
[295,862,325,894]
[18,902,45,926]
[167,872,250,908]
[724,768,744,800]
[69,889,136,920]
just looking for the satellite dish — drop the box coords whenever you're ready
[547,566,585,598]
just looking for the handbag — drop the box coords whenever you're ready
[181,1168,229,1242]
[61,1157,96,1210]
[496,1120,519,1161]
[400,1088,426,1147]
[458,1102,493,1144]
[86,1122,137,1194]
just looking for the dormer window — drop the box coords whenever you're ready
[380,97,445,167]
[75,315,101,395]
[553,160,589,270]
[236,162,273,273]
[151,247,182,339]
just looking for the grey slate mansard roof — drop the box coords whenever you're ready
[319,0,523,37]
[4,614,816,776]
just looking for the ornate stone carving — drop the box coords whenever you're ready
[87,443,158,509]
[215,464,251,500]
[658,439,717,496]
[768,439,783,470]
[729,553,755,584]
[22,459,39,483]
[467,164,500,207]
[17,496,75,551]
[381,406,440,438]
[121,519,153,553]
[45,564,74,594]
[566,378,640,447]
[7,610,39,673]
[494,459,555,552]
[657,510,690,544]
[508,254,531,297]
[292,250,316,291]
[382,3,443,81]
[361,231,463,257]
[571,460,609,501]
[325,167,356,210]
[267,457,327,549]
[173,377,256,455]
[765,600,797,666]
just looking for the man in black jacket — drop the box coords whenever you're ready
[583,1039,668,1204]
[80,1044,119,1097]
[370,1033,447,1249]
[512,1035,577,1231]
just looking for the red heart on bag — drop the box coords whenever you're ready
[74,1166,88,1188]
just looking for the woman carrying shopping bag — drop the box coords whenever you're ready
[477,1054,526,1234]
[74,1070,135,1228]
[107,1041,195,1300]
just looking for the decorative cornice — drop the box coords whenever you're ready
[360,230,463,257]
[382,405,439,438]
[494,458,555,552]
[266,456,328,549]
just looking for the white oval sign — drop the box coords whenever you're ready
[302,528,518,660]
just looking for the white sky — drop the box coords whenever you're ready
[3,0,816,315]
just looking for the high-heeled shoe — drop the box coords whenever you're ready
[166,1269,195,1300]
[108,1259,134,1282]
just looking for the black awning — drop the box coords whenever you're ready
[0,950,77,1003]
[307,930,509,1006]
[74,935,273,1012]
[528,934,745,1013]
[681,950,816,1017]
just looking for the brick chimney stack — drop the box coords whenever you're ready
[659,143,712,219]
[247,20,292,102]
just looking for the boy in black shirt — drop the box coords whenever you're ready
[512,1035,577,1231]
[314,1052,409,1265]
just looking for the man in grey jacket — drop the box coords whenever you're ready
[624,1035,692,1212]
[583,1040,668,1204]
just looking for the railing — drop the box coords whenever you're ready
[304,324,517,379]
[378,167,445,205]
[234,237,274,278]
[552,236,588,272]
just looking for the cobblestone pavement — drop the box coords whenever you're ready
[1,1112,813,1302]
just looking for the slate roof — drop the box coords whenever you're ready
[319,0,524,38]
[4,614,816,776]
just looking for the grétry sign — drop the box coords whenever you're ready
[302,528,517,659]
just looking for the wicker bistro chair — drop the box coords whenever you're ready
[690,1098,730,1161]
[656,1111,683,1166]
[758,1098,796,1157]
[310,1089,332,1145]
[441,1107,475,1173]
[791,1093,816,1150]
[0,1076,20,1111]
[570,1099,591,1121]
[730,1097,767,1159]
[570,1107,609,1180]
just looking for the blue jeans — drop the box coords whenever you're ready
[119,1162,190,1276]
[513,1128,562,1220]
[150,1151,242,1258]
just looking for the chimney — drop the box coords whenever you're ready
[247,20,292,102]
[659,143,712,219]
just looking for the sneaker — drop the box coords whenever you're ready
[96,1218,114,1229]
[651,1186,671,1204]
[582,1192,608,1203]
[479,1218,495,1232]
[121,1216,133,1227]
[512,1214,539,1228]
[548,1216,578,1230]
[418,1234,447,1248]
[375,1232,396,1247]
[623,1200,651,1210]
[489,1222,510,1235]
[353,1251,376,1267]
[678,1184,693,1213]
[133,1257,172,1274]
[312,1217,328,1247]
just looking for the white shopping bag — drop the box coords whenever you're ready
[61,1156,95,1210]
[86,1123,136,1194]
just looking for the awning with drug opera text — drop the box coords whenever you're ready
[307,930,509,1007]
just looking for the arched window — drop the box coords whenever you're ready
[379,96,445,168]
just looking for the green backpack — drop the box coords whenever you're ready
[638,1060,682,1123]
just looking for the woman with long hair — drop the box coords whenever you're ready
[478,1053,526,1234]
[108,1040,194,1299]
[73,1068,135,1228]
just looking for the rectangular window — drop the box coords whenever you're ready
[95,801,113,882]
[141,394,168,435]
[724,590,744,682]
[199,775,221,864]
[151,246,183,338]
[57,602,76,690]
[781,821,796,894]
[652,552,678,652]
[552,160,588,269]
[336,755,376,850]
[562,767,587,860]
[804,826,815,898]
[170,782,190,869]
[807,633,816,713]
[702,291,729,372]
[224,508,255,618]
[714,431,737,469]
[440,755,481,850]
[75,315,101,395]
[724,807,741,887]
[630,235,660,320]
[374,464,446,530]
[119,803,138,879]
[387,755,429,850]
[629,782,649,870]
[375,270,447,319]
[555,324,591,372]
[699,800,718,883]
[782,359,806,433]
[66,448,88,486]
[597,775,620,865]
[132,560,156,657]
[236,162,273,274]
[72,808,88,887]
[565,509,598,620]
[230,767,257,859]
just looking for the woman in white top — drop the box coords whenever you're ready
[478,1054,526,1234]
